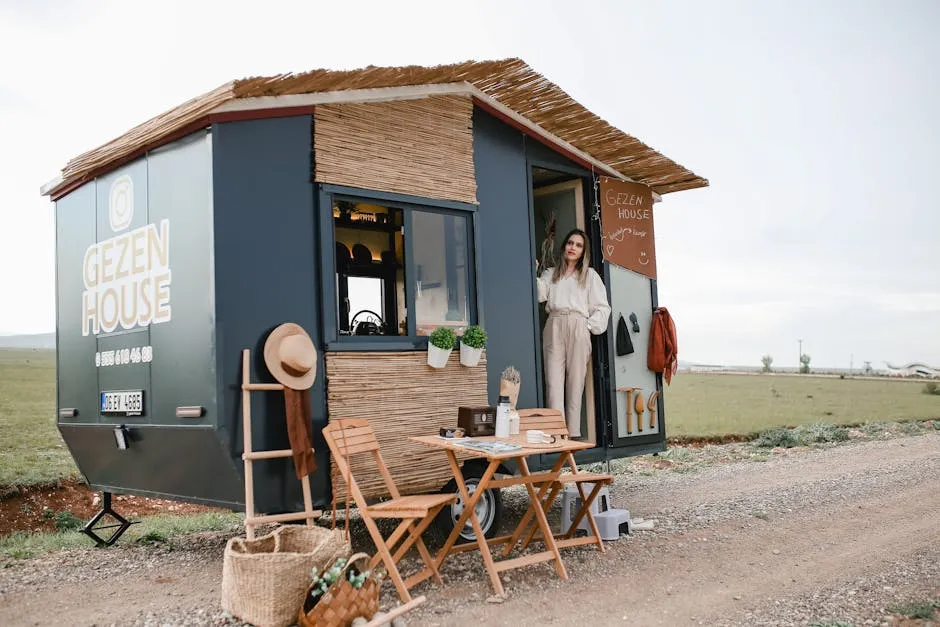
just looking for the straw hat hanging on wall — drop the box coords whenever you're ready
[263,323,318,390]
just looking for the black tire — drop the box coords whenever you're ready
[435,464,503,541]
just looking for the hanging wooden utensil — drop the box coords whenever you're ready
[618,387,634,434]
[647,390,660,429]
[634,390,645,432]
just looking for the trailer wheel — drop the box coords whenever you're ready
[436,464,502,542]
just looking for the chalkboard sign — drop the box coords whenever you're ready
[599,177,656,279]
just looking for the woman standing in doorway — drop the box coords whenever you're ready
[536,228,611,437]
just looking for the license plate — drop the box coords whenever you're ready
[100,390,144,416]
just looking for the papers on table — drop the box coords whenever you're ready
[453,440,522,454]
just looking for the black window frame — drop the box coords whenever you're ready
[317,184,480,351]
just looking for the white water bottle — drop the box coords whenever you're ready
[494,395,511,438]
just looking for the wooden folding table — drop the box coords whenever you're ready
[409,434,593,597]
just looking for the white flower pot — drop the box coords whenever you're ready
[427,344,452,369]
[459,343,483,367]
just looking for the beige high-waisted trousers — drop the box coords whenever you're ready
[543,311,591,437]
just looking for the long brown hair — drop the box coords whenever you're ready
[552,228,591,287]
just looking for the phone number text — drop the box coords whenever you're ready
[95,346,153,368]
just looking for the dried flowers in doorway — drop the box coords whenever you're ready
[539,210,557,274]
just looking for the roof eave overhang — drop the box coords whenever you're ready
[39,175,64,197]
[41,82,670,201]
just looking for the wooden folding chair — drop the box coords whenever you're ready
[322,418,456,603]
[503,408,613,555]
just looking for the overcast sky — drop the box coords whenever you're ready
[1,0,937,369]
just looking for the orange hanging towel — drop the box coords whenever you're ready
[647,307,679,384]
[283,388,318,479]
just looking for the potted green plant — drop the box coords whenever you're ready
[459,325,487,367]
[427,326,457,369]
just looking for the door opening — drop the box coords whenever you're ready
[531,168,597,446]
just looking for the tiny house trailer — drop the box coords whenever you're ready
[41,59,707,541]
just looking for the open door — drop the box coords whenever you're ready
[597,174,665,449]
[607,268,661,446]
[531,173,597,446]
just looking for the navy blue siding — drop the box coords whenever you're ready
[472,110,542,407]
[147,133,218,430]
[55,182,99,429]
[212,116,329,512]
[525,136,591,176]
[55,134,242,506]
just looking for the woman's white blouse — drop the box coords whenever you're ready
[536,267,612,335]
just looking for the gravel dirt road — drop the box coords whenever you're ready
[1,431,937,626]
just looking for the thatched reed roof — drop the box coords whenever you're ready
[42,58,707,198]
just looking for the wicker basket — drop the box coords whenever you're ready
[221,525,349,627]
[298,553,381,627]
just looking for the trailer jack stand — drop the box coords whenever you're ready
[82,492,139,547]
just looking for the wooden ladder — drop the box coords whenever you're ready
[241,348,322,539]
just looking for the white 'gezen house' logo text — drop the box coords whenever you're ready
[81,175,172,336]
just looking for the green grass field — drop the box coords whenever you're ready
[0,511,244,559]
[663,372,940,438]
[0,349,78,486]
[1,348,938,487]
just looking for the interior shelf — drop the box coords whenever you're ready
[334,217,400,233]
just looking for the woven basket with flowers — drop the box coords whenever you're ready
[297,552,385,627]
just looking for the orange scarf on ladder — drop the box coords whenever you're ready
[647,307,678,384]
[284,388,318,479]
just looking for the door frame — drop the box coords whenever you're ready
[531,177,599,446]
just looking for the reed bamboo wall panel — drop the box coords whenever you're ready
[50,59,706,200]
[314,96,476,205]
[325,351,487,501]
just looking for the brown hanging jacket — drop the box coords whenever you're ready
[647,307,678,384]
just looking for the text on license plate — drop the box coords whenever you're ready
[100,390,144,415]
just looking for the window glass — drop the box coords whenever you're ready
[333,201,405,336]
[329,195,474,341]
[412,211,470,336]
[347,277,384,328]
